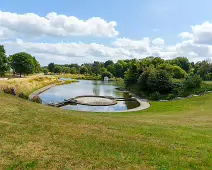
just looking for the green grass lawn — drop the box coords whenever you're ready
[0,92,212,169]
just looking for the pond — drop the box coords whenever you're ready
[39,79,140,112]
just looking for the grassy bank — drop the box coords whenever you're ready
[0,92,211,169]
[0,76,60,96]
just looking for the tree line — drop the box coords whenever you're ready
[45,56,212,81]
[1,43,212,99]
[0,45,41,77]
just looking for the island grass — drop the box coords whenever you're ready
[0,92,211,169]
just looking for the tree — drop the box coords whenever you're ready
[63,67,70,74]
[147,69,173,94]
[54,65,62,74]
[70,67,77,74]
[43,68,48,74]
[80,66,88,74]
[104,60,114,68]
[10,52,34,77]
[137,69,151,92]
[172,65,187,79]
[101,71,113,80]
[48,63,55,72]
[124,64,141,86]
[170,57,190,73]
[32,57,41,73]
[92,61,102,75]
[183,74,202,89]
[0,45,8,76]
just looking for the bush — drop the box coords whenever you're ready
[137,70,150,92]
[18,92,29,100]
[149,91,161,100]
[31,96,42,103]
[147,69,173,94]
[3,87,13,94]
[166,93,176,100]
[183,74,202,89]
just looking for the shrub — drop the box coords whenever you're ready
[183,74,202,89]
[31,96,42,103]
[166,93,176,100]
[149,91,161,100]
[147,69,173,94]
[18,92,29,100]
[3,87,13,94]
[137,70,150,92]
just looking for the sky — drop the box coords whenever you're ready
[1,0,212,66]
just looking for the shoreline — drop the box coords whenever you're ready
[29,80,150,112]
[29,84,56,100]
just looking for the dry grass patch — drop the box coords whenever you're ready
[0,75,59,96]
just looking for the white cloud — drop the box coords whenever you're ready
[0,11,119,38]
[113,37,151,52]
[1,13,212,65]
[179,21,212,45]
[191,21,212,44]
[152,38,165,45]
[179,32,193,39]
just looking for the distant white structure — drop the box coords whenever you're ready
[104,76,109,81]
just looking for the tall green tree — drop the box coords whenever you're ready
[54,65,62,74]
[170,57,190,73]
[0,45,8,76]
[32,57,41,73]
[10,52,35,77]
[48,63,55,72]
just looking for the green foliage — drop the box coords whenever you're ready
[124,63,141,87]
[147,69,173,94]
[101,71,113,79]
[63,67,70,74]
[137,70,151,92]
[149,91,161,100]
[169,57,190,72]
[104,60,114,68]
[172,65,187,79]
[32,57,41,73]
[183,74,202,89]
[43,68,48,74]
[48,63,55,72]
[0,45,9,76]
[54,65,62,74]
[10,52,35,77]
[70,67,77,74]
[80,66,88,74]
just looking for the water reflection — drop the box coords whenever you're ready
[39,79,140,112]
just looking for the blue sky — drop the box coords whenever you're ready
[1,0,212,65]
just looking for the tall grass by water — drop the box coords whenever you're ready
[0,75,59,95]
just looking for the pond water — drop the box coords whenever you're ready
[39,79,140,112]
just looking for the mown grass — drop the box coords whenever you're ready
[0,76,60,96]
[0,91,211,169]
